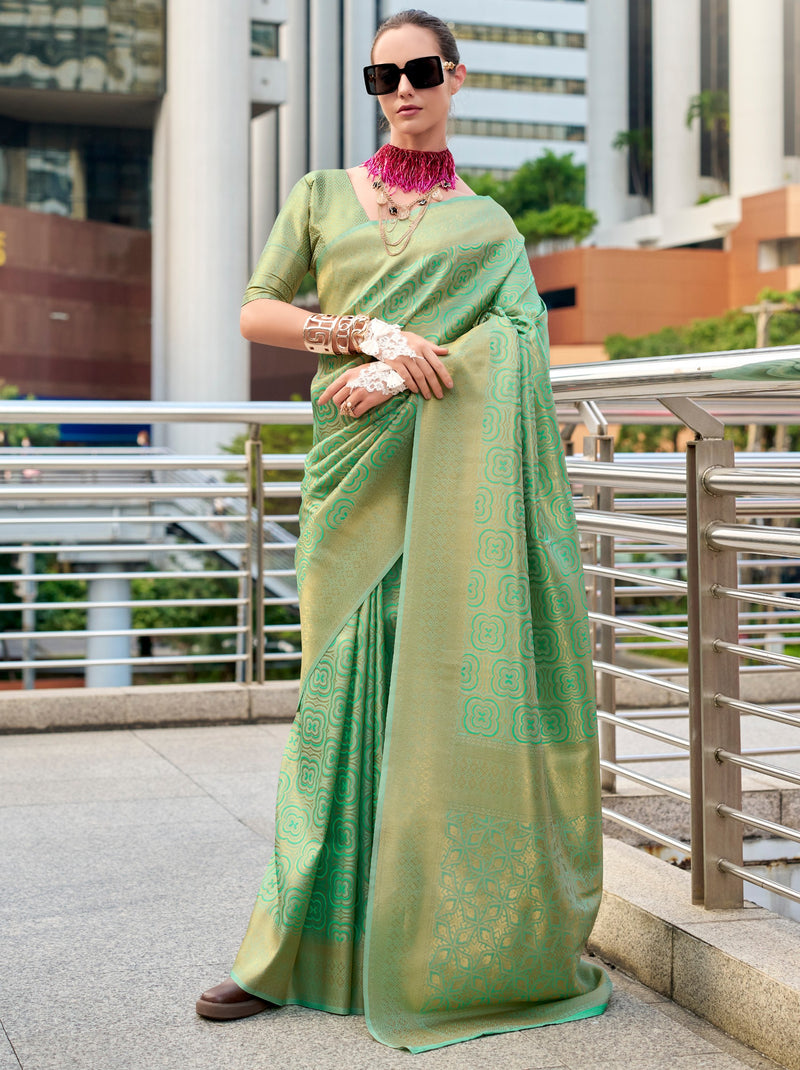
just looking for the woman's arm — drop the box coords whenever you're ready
[240,298,310,350]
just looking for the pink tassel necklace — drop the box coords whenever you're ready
[362,144,457,256]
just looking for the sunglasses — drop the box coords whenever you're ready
[363,55,455,96]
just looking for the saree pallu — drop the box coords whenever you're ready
[231,172,611,1051]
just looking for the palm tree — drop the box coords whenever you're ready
[612,128,653,211]
[685,90,730,191]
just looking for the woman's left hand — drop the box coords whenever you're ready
[319,366,399,418]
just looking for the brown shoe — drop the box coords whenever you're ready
[196,978,273,1021]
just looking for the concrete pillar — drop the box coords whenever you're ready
[343,0,380,167]
[156,0,251,456]
[587,0,631,227]
[279,0,309,199]
[729,0,784,198]
[150,97,168,448]
[309,0,342,170]
[250,109,279,268]
[86,568,132,688]
[653,0,701,215]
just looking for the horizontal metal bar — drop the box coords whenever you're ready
[7,570,246,583]
[0,514,300,526]
[575,510,687,545]
[601,808,691,855]
[263,624,302,634]
[707,522,800,557]
[599,759,691,800]
[0,400,314,424]
[0,598,248,612]
[0,653,247,669]
[713,639,800,670]
[0,454,247,471]
[615,706,690,720]
[261,483,302,497]
[583,564,688,591]
[615,752,689,763]
[566,460,686,492]
[262,653,302,662]
[717,805,800,846]
[713,585,800,612]
[597,711,690,749]
[716,694,800,731]
[590,610,689,643]
[564,400,800,424]
[0,485,248,501]
[716,749,800,788]
[703,468,800,496]
[594,659,690,696]
[717,859,800,906]
[0,625,245,640]
[0,542,247,555]
[549,344,800,402]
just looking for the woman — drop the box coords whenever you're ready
[197,9,611,1052]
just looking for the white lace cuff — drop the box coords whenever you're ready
[348,360,407,397]
[359,319,419,363]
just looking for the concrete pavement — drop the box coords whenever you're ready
[0,723,786,1070]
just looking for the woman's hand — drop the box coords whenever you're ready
[319,366,400,419]
[382,330,453,399]
[319,330,454,418]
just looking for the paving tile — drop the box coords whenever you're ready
[654,1002,784,1070]
[0,1029,21,1070]
[191,770,281,837]
[538,988,721,1068]
[133,723,286,776]
[0,729,175,781]
[574,1056,778,1070]
[0,772,203,808]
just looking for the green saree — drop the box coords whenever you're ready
[231,170,611,1051]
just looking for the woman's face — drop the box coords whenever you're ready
[371,24,465,150]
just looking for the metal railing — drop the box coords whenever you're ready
[2,342,800,910]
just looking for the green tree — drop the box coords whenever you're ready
[605,288,800,451]
[0,382,59,447]
[469,151,586,217]
[515,204,598,248]
[466,152,591,245]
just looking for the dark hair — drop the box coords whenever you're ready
[371,9,460,65]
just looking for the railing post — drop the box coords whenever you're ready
[584,430,617,792]
[245,424,266,684]
[686,436,743,908]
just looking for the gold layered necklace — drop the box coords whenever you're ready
[362,145,457,257]
[372,178,445,257]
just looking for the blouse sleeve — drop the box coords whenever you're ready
[242,174,315,305]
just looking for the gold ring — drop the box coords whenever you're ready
[340,399,354,417]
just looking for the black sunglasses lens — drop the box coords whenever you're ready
[364,63,399,95]
[406,56,443,89]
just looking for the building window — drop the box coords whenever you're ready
[251,21,279,58]
[448,22,585,49]
[0,0,165,95]
[0,119,152,228]
[467,71,585,95]
[759,238,800,271]
[627,0,653,203]
[451,117,585,141]
[700,0,730,183]
[541,287,577,310]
